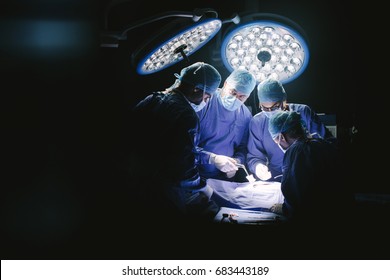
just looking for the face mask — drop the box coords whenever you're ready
[277,143,287,154]
[190,100,206,112]
[276,133,287,153]
[263,109,281,118]
[219,94,243,111]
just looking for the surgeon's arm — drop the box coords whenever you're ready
[301,105,335,141]
[232,126,249,165]
[196,148,214,164]
[246,118,269,175]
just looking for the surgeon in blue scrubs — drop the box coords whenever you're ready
[196,69,257,182]
[267,110,354,225]
[247,78,334,182]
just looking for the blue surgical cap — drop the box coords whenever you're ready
[225,69,257,95]
[175,62,221,95]
[268,111,303,139]
[257,78,286,102]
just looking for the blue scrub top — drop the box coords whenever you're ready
[196,89,253,180]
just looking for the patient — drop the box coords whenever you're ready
[267,111,354,226]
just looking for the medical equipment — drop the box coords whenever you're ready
[236,163,256,183]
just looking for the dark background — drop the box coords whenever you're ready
[1,0,387,259]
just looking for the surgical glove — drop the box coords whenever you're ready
[209,154,238,173]
[226,170,237,179]
[255,163,272,181]
[270,203,283,215]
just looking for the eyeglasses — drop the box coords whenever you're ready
[260,102,282,112]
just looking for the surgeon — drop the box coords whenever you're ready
[129,62,222,221]
[196,69,257,182]
[267,111,354,225]
[247,78,334,182]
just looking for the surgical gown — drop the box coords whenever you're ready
[247,103,334,181]
[130,91,217,218]
[197,90,252,180]
[280,138,353,224]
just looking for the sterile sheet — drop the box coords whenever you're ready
[214,207,285,225]
[207,179,284,210]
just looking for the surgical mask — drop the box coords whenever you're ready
[276,133,286,153]
[261,101,284,118]
[277,133,298,154]
[219,94,243,111]
[277,143,287,153]
[190,100,206,112]
[263,109,281,118]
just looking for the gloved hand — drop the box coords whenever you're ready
[226,170,237,178]
[209,154,238,173]
[255,163,272,181]
[270,203,283,215]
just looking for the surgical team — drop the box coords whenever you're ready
[131,61,348,224]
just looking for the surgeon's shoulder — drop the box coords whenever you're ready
[171,103,199,126]
[242,104,253,117]
[135,92,164,105]
[251,111,267,122]
[290,103,315,120]
[248,112,266,130]
[289,103,310,112]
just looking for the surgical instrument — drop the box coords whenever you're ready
[236,163,256,183]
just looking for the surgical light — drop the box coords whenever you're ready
[221,14,309,84]
[100,3,222,74]
[134,18,222,75]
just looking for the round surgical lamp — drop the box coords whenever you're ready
[132,18,222,75]
[221,13,310,84]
